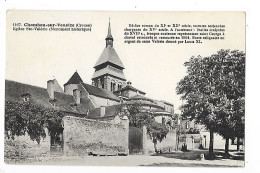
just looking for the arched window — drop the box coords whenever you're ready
[111,81,116,92]
[101,79,104,88]
[118,84,122,90]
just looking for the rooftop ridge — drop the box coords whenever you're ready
[5,79,47,90]
[64,71,83,86]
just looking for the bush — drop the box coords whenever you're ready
[181,143,188,152]
[198,144,204,149]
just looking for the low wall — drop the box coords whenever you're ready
[63,116,129,156]
[4,129,50,162]
[143,128,177,154]
[156,130,176,152]
[200,131,239,150]
[178,134,201,150]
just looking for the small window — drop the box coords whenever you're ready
[20,93,31,102]
[49,99,57,107]
[24,97,29,102]
[186,121,189,129]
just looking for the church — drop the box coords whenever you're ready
[60,20,174,120]
[5,21,176,159]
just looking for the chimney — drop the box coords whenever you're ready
[100,106,105,117]
[47,80,54,100]
[73,89,80,105]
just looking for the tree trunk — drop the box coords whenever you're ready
[236,137,240,151]
[153,141,158,153]
[209,129,214,159]
[225,137,229,156]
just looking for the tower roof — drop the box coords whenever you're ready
[94,20,125,69]
[94,46,124,69]
[64,71,83,86]
[106,20,113,39]
[92,65,126,80]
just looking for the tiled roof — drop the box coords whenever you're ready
[92,66,126,80]
[130,95,154,102]
[114,85,146,95]
[64,71,83,86]
[161,100,174,106]
[5,80,94,115]
[151,108,172,115]
[80,82,120,101]
[124,100,163,109]
[94,46,124,69]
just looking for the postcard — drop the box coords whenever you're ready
[5,11,245,167]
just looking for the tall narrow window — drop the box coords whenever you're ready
[118,84,122,90]
[186,121,189,129]
[102,81,104,88]
[111,82,116,92]
[112,83,116,92]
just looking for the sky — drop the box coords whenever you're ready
[6,11,245,114]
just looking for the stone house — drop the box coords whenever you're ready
[5,79,129,159]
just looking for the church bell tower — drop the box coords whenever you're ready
[92,20,127,92]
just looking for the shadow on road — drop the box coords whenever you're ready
[151,149,244,161]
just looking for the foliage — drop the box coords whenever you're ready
[146,120,169,153]
[187,128,200,134]
[176,49,245,157]
[181,143,188,152]
[119,103,169,153]
[5,100,64,144]
[123,103,151,128]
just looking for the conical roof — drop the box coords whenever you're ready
[94,20,124,69]
[64,71,83,86]
[106,20,113,39]
[94,46,124,69]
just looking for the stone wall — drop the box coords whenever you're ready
[63,116,129,156]
[89,95,119,107]
[143,127,176,154]
[64,83,78,95]
[4,129,50,161]
[156,130,176,152]
[200,131,239,150]
[178,134,202,150]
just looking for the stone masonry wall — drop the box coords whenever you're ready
[144,129,177,153]
[89,95,119,107]
[4,129,50,162]
[63,116,129,156]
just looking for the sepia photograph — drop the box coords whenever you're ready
[4,10,245,167]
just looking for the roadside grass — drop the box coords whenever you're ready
[151,150,208,160]
[151,149,244,161]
